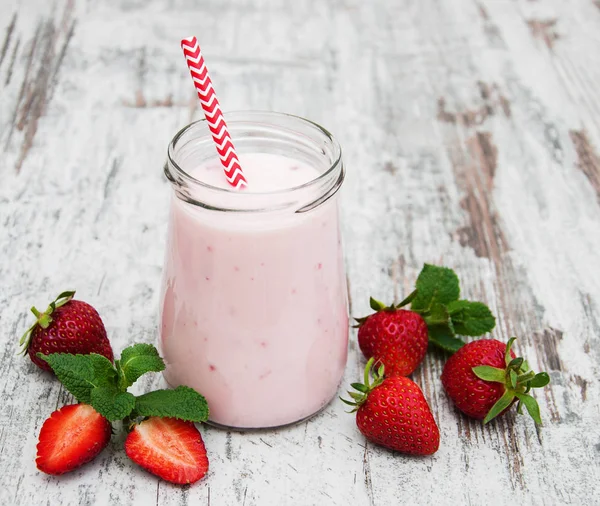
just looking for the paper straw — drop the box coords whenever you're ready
[180,36,248,189]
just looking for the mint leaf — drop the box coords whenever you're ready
[448,300,496,336]
[90,387,136,421]
[39,353,118,403]
[423,302,451,326]
[428,325,465,353]
[134,386,209,422]
[89,354,119,388]
[411,264,460,311]
[116,344,165,390]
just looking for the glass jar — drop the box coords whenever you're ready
[160,111,348,429]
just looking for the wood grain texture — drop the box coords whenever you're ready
[1,0,599,504]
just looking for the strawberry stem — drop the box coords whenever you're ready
[363,358,374,388]
[395,289,417,308]
[340,358,384,413]
[18,291,76,355]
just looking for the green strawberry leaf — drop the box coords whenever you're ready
[90,386,136,421]
[516,400,524,415]
[515,393,542,425]
[428,325,465,353]
[447,300,496,336]
[350,382,369,393]
[473,365,506,383]
[396,289,417,308]
[411,264,460,312]
[116,343,165,390]
[369,297,387,311]
[133,386,209,422]
[529,372,551,388]
[505,338,517,366]
[39,353,118,404]
[508,357,524,369]
[509,370,518,388]
[483,389,515,424]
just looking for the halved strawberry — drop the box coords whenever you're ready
[125,417,209,485]
[36,404,112,475]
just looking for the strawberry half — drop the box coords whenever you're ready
[19,291,113,372]
[342,359,440,455]
[125,417,209,485]
[356,298,428,377]
[441,338,550,424]
[36,404,112,475]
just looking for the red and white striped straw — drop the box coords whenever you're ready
[180,36,248,189]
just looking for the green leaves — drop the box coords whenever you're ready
[38,353,117,403]
[423,303,450,326]
[411,264,460,311]
[134,386,209,422]
[91,387,136,421]
[369,297,387,312]
[116,343,165,390]
[475,338,550,425]
[40,344,208,425]
[447,300,496,336]
[473,366,505,383]
[407,264,496,352]
[483,389,515,424]
[427,326,465,353]
[529,372,550,388]
[515,393,542,425]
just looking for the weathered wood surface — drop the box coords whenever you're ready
[1,0,599,504]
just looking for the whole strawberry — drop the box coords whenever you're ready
[357,299,428,377]
[19,291,113,372]
[342,359,439,455]
[441,338,550,424]
[356,265,497,378]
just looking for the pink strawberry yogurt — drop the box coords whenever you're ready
[160,114,348,429]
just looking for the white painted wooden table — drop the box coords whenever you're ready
[1,0,599,504]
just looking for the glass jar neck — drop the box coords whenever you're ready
[164,111,344,214]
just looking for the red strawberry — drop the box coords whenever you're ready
[20,291,113,372]
[356,298,428,377]
[125,417,209,484]
[342,359,439,455]
[441,338,550,424]
[36,404,112,475]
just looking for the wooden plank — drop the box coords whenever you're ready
[0,0,599,504]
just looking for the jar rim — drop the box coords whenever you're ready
[166,110,343,197]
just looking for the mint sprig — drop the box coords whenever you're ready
[413,264,496,351]
[38,344,209,424]
[358,264,496,353]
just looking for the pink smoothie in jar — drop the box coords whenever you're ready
[160,112,348,429]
